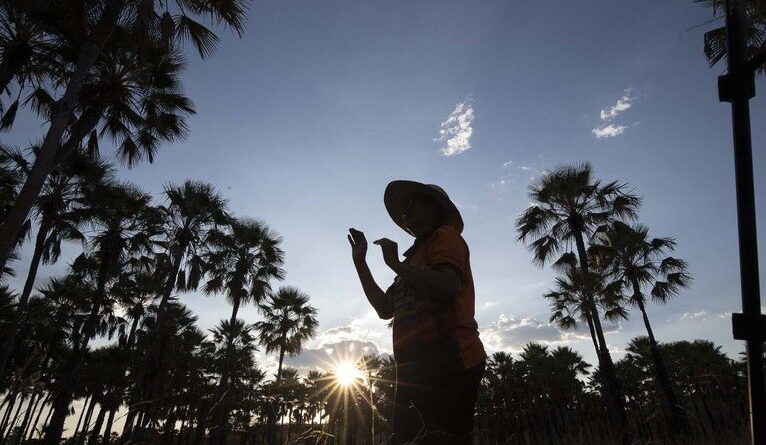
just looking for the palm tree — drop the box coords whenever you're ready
[255,286,317,445]
[42,183,163,445]
[255,286,318,382]
[590,221,692,433]
[516,162,640,443]
[544,253,621,356]
[203,218,285,445]
[0,0,248,283]
[120,181,227,439]
[137,303,205,441]
[695,0,766,75]
[0,150,111,381]
[207,319,259,444]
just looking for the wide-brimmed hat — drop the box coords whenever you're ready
[384,180,464,234]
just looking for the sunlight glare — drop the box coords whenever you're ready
[334,361,363,387]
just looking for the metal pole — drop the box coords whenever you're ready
[722,1,766,444]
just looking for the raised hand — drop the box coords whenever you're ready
[348,228,368,263]
[373,237,401,272]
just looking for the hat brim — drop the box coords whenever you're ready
[384,180,464,234]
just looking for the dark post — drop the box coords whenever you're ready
[719,1,766,444]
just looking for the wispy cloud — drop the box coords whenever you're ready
[592,124,628,138]
[680,311,709,321]
[436,100,474,156]
[592,89,638,139]
[492,161,544,189]
[600,90,634,121]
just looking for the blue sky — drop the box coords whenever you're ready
[7,0,766,374]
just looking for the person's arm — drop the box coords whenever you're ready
[348,228,394,319]
[373,237,462,300]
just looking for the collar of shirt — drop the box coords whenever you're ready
[402,228,439,258]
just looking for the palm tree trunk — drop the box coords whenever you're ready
[87,404,107,445]
[265,342,287,445]
[15,391,40,445]
[100,408,115,445]
[584,313,599,355]
[209,297,241,445]
[0,390,19,437]
[121,243,187,442]
[633,288,685,435]
[52,102,107,166]
[277,346,286,382]
[26,393,49,441]
[110,317,139,445]
[40,404,52,434]
[72,396,92,443]
[4,394,25,442]
[79,397,97,445]
[0,222,48,381]
[573,231,628,444]
[0,0,125,276]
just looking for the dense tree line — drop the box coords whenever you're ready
[475,339,748,445]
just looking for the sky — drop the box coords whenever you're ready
[7,0,766,381]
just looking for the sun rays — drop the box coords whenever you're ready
[334,361,364,387]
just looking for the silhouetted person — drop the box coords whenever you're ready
[348,180,486,445]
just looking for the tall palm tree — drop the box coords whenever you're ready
[0,0,248,282]
[203,218,285,445]
[137,302,203,439]
[207,319,259,445]
[42,183,163,445]
[255,286,318,382]
[255,286,317,445]
[120,181,227,439]
[0,150,111,381]
[590,221,692,432]
[516,162,640,443]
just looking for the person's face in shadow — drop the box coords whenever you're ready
[402,194,444,238]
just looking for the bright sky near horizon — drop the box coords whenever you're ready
[6,0,766,383]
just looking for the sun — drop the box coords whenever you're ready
[334,361,364,387]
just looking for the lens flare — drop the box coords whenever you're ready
[334,361,363,387]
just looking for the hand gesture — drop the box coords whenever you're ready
[373,238,401,272]
[348,228,368,263]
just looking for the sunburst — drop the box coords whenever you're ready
[334,361,364,387]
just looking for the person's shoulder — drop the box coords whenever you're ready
[432,225,467,246]
[434,224,462,238]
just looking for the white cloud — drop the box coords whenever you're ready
[680,311,709,321]
[480,314,570,353]
[436,100,474,156]
[279,309,392,375]
[283,340,385,374]
[592,124,628,138]
[592,89,638,139]
[600,91,634,121]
